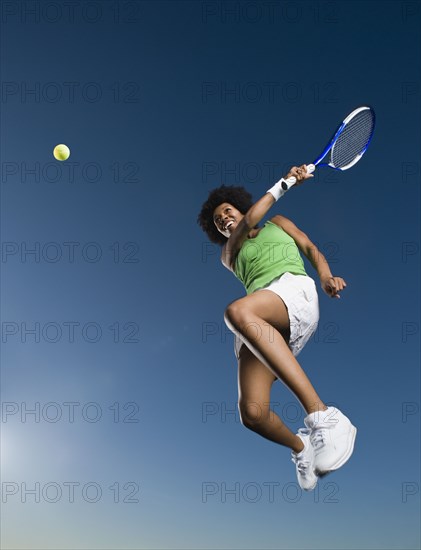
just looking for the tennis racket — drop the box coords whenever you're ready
[282,105,376,189]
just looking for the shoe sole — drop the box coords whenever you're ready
[304,479,318,491]
[315,425,357,476]
[299,476,318,491]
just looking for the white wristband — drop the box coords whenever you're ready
[266,178,289,201]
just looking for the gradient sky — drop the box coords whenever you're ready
[1,1,420,549]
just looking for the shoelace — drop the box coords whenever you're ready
[291,428,313,475]
[310,421,335,450]
[293,458,311,475]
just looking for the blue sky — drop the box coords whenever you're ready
[1,1,420,548]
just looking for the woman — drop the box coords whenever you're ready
[197,165,357,491]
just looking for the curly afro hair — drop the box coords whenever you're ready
[197,185,257,246]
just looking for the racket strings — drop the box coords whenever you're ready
[331,109,375,169]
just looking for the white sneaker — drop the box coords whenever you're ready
[304,406,357,476]
[291,428,318,491]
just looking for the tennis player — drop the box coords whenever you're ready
[197,165,357,491]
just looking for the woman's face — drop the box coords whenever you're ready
[213,203,244,238]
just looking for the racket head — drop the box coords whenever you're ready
[313,106,376,170]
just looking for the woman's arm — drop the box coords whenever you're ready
[222,165,312,271]
[271,214,347,299]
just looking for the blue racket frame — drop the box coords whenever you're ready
[312,105,376,171]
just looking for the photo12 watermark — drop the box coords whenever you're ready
[200,240,340,265]
[1,161,141,184]
[1,481,140,504]
[401,161,419,183]
[201,81,340,105]
[2,320,141,344]
[1,81,140,104]
[201,160,341,186]
[401,322,419,343]
[401,241,419,263]
[1,401,140,424]
[1,241,140,264]
[401,482,419,503]
[201,480,340,504]
[401,402,419,423]
[401,1,421,23]
[201,1,341,25]
[201,400,341,426]
[1,2,141,24]
[401,82,420,104]
[200,320,340,346]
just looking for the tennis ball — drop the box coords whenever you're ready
[53,144,70,161]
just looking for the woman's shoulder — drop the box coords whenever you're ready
[246,219,277,239]
[268,215,285,227]
[265,216,286,232]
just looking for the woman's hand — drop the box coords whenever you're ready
[285,165,314,186]
[321,275,347,299]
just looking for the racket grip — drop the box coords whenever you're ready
[281,164,316,190]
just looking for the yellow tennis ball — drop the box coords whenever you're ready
[53,144,70,161]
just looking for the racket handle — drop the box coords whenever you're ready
[281,164,316,190]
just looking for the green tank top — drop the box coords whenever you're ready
[233,220,307,294]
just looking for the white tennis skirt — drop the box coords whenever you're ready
[234,272,320,359]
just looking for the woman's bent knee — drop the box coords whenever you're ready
[224,300,248,331]
[239,400,270,430]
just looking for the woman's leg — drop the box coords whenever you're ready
[226,289,327,416]
[237,343,304,453]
